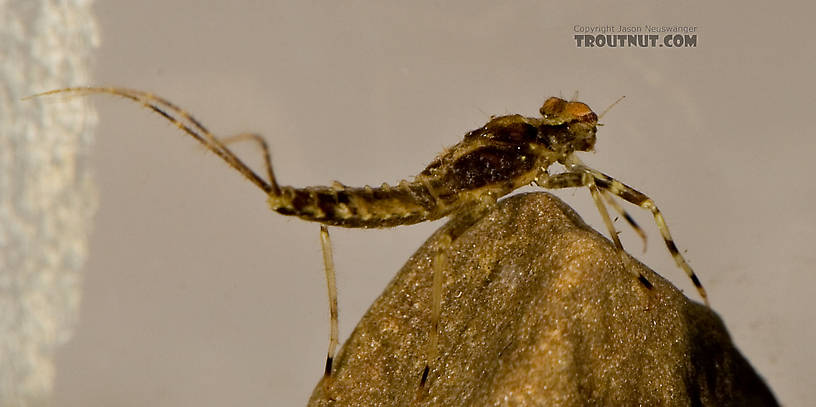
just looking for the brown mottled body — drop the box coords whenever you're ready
[266,122,549,228]
[28,87,709,394]
[269,100,597,229]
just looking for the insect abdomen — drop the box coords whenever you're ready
[268,181,439,228]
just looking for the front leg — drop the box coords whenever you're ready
[576,166,709,306]
[535,171,655,291]
[540,163,708,306]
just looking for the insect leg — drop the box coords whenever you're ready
[319,226,339,379]
[537,172,623,248]
[601,190,648,252]
[416,200,496,392]
[536,173,646,251]
[419,232,451,389]
[579,167,709,306]
[536,172,654,290]
[588,180,624,250]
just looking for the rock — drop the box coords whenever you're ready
[309,193,777,406]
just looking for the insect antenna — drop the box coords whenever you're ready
[597,95,626,121]
[26,87,275,194]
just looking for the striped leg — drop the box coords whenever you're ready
[536,173,647,251]
[577,166,709,307]
[601,190,647,252]
[536,172,654,290]
[319,226,339,379]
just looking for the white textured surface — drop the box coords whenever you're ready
[0,0,98,405]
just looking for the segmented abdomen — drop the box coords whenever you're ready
[268,181,442,228]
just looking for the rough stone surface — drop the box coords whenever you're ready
[309,193,777,406]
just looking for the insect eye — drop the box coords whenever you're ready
[564,102,596,123]
[539,97,567,118]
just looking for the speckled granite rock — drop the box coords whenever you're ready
[309,193,777,406]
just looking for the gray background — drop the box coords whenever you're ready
[48,1,814,406]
